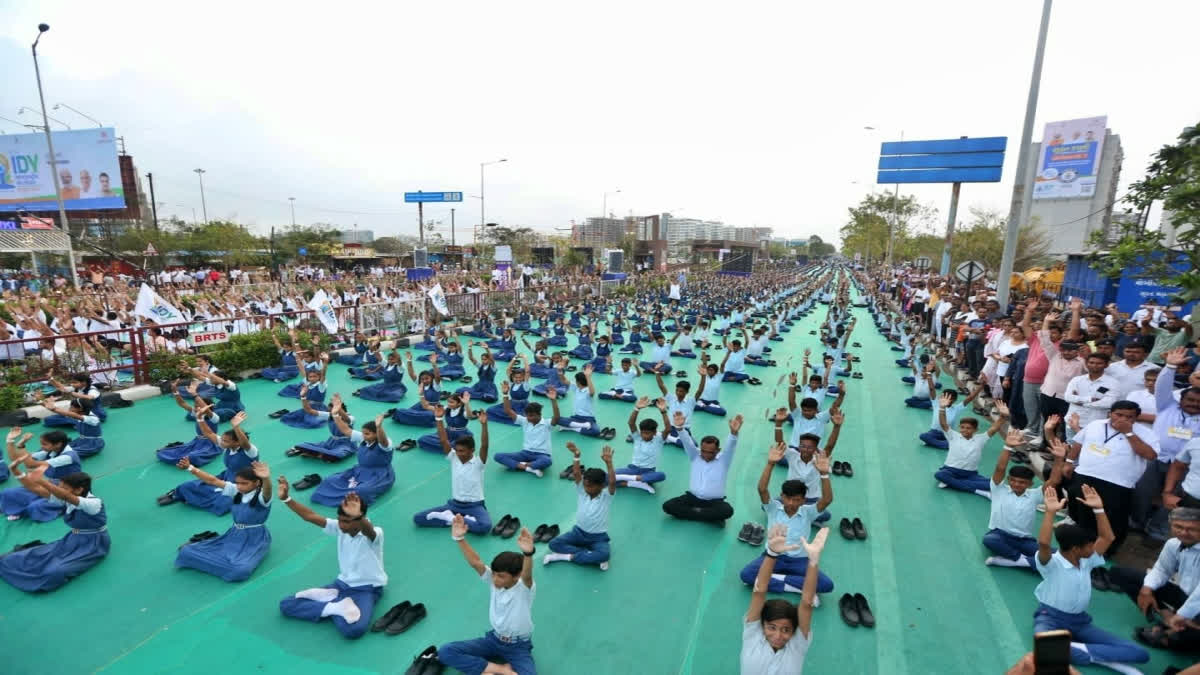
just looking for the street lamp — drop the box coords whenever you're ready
[602,189,621,220]
[193,168,208,223]
[479,158,507,244]
[31,23,79,288]
[52,103,102,127]
[18,106,69,129]
[0,114,43,131]
[864,125,903,268]
[288,197,296,226]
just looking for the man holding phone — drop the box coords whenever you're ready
[1063,354,1119,432]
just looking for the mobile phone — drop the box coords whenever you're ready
[1033,629,1072,674]
[1097,387,1109,394]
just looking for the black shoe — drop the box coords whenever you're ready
[600,427,616,440]
[500,516,521,539]
[539,524,559,543]
[293,474,322,490]
[386,602,427,635]
[491,514,512,536]
[852,517,867,540]
[558,466,575,479]
[286,447,303,457]
[157,489,178,506]
[1091,567,1112,592]
[397,439,418,452]
[737,522,754,543]
[832,461,844,476]
[405,646,442,675]
[841,462,854,478]
[268,409,290,419]
[839,518,856,540]
[747,524,765,547]
[372,601,411,632]
[853,593,875,628]
[839,593,861,627]
[534,524,549,542]
[12,539,45,552]
[851,372,864,379]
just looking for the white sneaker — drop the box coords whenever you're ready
[937,481,948,489]
[1057,514,1074,524]
[984,556,999,566]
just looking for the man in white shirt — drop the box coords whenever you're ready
[438,515,537,675]
[277,490,386,639]
[662,413,743,524]
[1064,353,1120,431]
[1104,340,1153,400]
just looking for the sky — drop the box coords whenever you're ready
[1,0,1197,245]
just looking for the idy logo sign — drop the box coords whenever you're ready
[0,153,41,190]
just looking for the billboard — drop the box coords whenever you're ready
[0,127,126,212]
[1033,116,1107,200]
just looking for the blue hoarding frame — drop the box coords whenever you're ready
[404,191,463,203]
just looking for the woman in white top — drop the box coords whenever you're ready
[740,524,829,675]
[995,326,1028,403]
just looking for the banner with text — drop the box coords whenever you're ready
[1033,116,1107,200]
[0,128,126,211]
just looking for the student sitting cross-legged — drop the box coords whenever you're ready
[544,442,616,570]
[613,398,670,493]
[277,490,386,639]
[437,516,538,675]
[1033,484,1149,669]
[413,407,492,535]
[982,427,1066,571]
[740,442,835,597]
[661,412,742,524]
[933,395,1009,498]
[495,389,560,478]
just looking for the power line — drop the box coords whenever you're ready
[151,174,410,217]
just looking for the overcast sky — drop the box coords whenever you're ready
[1,0,1196,244]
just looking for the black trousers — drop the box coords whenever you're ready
[965,340,985,378]
[1065,473,1134,557]
[1040,394,1070,440]
[662,492,733,523]
[1107,567,1200,652]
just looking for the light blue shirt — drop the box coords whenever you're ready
[789,409,831,447]
[612,368,636,391]
[988,480,1043,538]
[571,384,595,418]
[680,428,737,500]
[932,402,964,431]
[763,499,819,558]
[631,433,665,469]
[667,394,696,426]
[783,448,820,496]
[519,415,552,455]
[1153,365,1200,462]
[1144,538,1200,619]
[649,343,670,363]
[725,349,746,374]
[1177,440,1200,499]
[324,520,388,588]
[700,376,722,401]
[1034,551,1105,614]
[575,483,613,534]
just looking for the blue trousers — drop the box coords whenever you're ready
[806,497,832,524]
[413,498,492,535]
[982,528,1041,569]
[1033,603,1149,666]
[696,398,726,416]
[613,464,666,485]
[905,397,932,409]
[935,465,989,493]
[549,525,611,565]
[639,361,672,374]
[495,450,552,471]
[439,631,536,675]
[919,428,948,450]
[739,553,834,593]
[599,388,637,402]
[278,579,382,639]
[555,415,601,436]
[723,372,749,383]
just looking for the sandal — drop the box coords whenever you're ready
[397,439,418,452]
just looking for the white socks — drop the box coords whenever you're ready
[936,482,948,489]
[599,561,609,571]
[783,583,804,594]
[525,467,543,478]
[614,474,637,482]
[974,489,992,500]
[425,510,454,523]
[542,553,571,565]
[295,587,338,602]
[321,597,361,623]
[985,556,1031,568]
[626,480,655,494]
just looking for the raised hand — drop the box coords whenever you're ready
[635,396,649,409]
[252,461,270,479]
[566,441,581,458]
[993,400,1010,418]
[1044,414,1061,432]
[765,523,801,554]
[730,414,744,435]
[1048,437,1069,460]
[673,410,686,428]
[451,514,468,540]
[799,527,830,563]
[600,445,614,464]
[1004,427,1026,447]
[6,426,23,442]
[1166,347,1189,367]
[477,410,488,424]
[1068,412,1082,432]
[767,442,786,464]
[517,526,535,554]
[655,397,668,412]
[501,381,510,395]
[774,407,789,424]
[938,392,953,408]
[813,450,831,475]
[830,408,845,426]
[1043,485,1066,513]
[342,493,364,519]
[405,352,413,361]
[789,372,798,386]
[1076,484,1105,511]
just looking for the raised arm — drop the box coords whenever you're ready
[758,442,785,504]
[993,427,1027,485]
[1079,484,1115,555]
[276,476,328,527]
[547,387,562,426]
[477,410,489,463]
[432,405,452,455]
[985,400,1011,437]
[655,369,668,396]
[937,392,953,432]
[628,397,648,433]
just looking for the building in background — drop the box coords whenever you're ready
[1019,118,1123,257]
[339,229,375,244]
[578,216,634,247]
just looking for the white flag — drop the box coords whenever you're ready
[307,289,340,334]
[427,283,449,316]
[134,283,185,324]
[669,283,681,300]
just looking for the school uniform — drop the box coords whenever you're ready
[174,443,260,515]
[278,521,387,639]
[639,343,673,374]
[68,413,105,458]
[280,382,330,428]
[356,364,407,402]
[391,383,441,427]
[555,385,602,436]
[782,450,832,524]
[1033,551,1149,666]
[413,451,492,534]
[665,395,697,446]
[176,484,271,581]
[919,403,963,450]
[261,349,300,382]
[696,375,726,416]
[41,386,107,427]
[934,429,990,494]
[599,367,638,402]
[723,349,750,383]
[662,428,737,523]
[548,484,613,565]
[495,415,554,472]
[295,414,358,460]
[739,500,834,593]
[487,382,531,425]
[418,406,473,453]
[982,480,1044,568]
[1,447,82,521]
[614,433,667,486]
[438,568,537,675]
[311,432,396,506]
[0,492,110,592]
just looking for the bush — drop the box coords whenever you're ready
[146,350,194,385]
[0,384,26,413]
[207,331,280,374]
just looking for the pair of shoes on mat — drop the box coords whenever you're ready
[292,474,322,490]
[404,645,444,674]
[397,439,418,452]
[533,523,559,543]
[268,409,290,419]
[491,514,521,538]
[839,593,875,628]
[737,522,765,546]
[832,461,854,477]
[839,517,867,541]
[850,372,864,379]
[559,465,585,479]
[371,600,428,635]
[157,488,180,506]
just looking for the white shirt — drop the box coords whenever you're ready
[783,449,820,499]
[323,519,387,587]
[1074,419,1157,488]
[575,483,613,534]
[518,415,552,455]
[1064,373,1120,429]
[483,568,535,638]
[740,618,809,675]
[449,453,485,503]
[944,429,989,471]
[1105,359,1155,400]
[680,429,738,500]
[789,409,830,447]
[631,433,665,469]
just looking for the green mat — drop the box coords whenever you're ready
[0,301,1189,674]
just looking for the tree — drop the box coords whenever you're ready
[371,236,407,254]
[1090,122,1200,303]
[275,223,342,260]
[839,192,938,261]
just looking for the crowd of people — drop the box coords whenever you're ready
[1,257,1199,674]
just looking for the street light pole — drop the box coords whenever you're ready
[194,168,208,223]
[288,197,296,226]
[31,23,79,288]
[479,158,507,244]
[997,0,1053,309]
[53,103,101,127]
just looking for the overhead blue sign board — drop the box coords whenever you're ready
[404,191,463,203]
[877,137,1007,184]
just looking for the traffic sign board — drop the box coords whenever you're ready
[143,242,158,256]
[955,260,985,283]
[914,256,931,269]
[404,191,463,203]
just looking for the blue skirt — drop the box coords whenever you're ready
[418,427,472,454]
[457,379,498,402]
[295,436,358,460]
[485,399,527,425]
[348,367,383,381]
[175,525,270,582]
[0,529,110,592]
[547,336,568,347]
[412,340,438,352]
[334,353,363,365]
[356,382,408,402]
[280,410,327,429]
[392,403,436,428]
[569,345,594,360]
[311,464,395,506]
[175,477,234,515]
[439,364,466,379]
[277,382,306,397]
[71,437,105,458]
[0,487,67,521]
[262,366,300,382]
[529,364,557,379]
[157,437,223,467]
[39,414,77,428]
